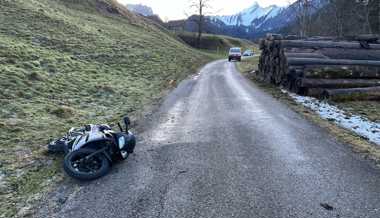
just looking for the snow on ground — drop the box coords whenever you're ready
[283,90,380,146]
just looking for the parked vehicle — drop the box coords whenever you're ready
[228,47,242,62]
[48,117,136,181]
[243,50,254,56]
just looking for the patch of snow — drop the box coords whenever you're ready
[265,7,283,21]
[284,90,380,145]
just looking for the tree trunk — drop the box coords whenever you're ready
[197,1,203,48]
[285,52,328,59]
[366,6,373,34]
[322,86,380,101]
[378,0,380,34]
[296,78,380,89]
[287,58,380,67]
[301,65,380,79]
[281,40,380,50]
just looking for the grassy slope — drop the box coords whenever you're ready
[177,32,255,55]
[0,0,215,216]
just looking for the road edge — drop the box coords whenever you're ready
[236,62,380,168]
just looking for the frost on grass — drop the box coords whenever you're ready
[283,90,380,145]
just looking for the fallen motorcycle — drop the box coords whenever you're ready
[48,117,136,181]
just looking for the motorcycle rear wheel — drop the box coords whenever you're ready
[63,148,110,181]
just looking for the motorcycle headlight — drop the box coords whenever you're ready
[118,136,126,149]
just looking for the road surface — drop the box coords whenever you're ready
[38,60,380,218]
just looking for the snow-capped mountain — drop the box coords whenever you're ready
[214,3,284,27]
[126,4,154,17]
[167,0,327,39]
[209,0,326,37]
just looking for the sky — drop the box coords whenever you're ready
[117,0,296,21]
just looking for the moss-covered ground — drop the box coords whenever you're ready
[334,101,380,123]
[0,0,223,216]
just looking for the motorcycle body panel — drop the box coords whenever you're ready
[71,125,113,151]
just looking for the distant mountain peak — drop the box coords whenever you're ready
[215,2,284,27]
[126,4,154,17]
[251,1,260,7]
[167,0,327,40]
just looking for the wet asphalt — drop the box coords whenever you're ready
[38,60,380,218]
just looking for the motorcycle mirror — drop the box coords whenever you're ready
[123,116,131,132]
[117,122,123,132]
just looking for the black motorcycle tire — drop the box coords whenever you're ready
[63,148,111,181]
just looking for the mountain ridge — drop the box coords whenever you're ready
[167,0,327,39]
[214,2,284,27]
[126,3,154,16]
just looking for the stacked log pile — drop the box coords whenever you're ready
[258,34,380,101]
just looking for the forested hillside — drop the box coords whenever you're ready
[283,0,380,37]
[167,0,379,40]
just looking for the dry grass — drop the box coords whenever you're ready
[334,101,380,123]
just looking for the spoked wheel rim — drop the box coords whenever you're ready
[71,154,103,174]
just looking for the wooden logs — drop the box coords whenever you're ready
[301,66,380,79]
[354,34,379,43]
[284,52,328,59]
[258,34,380,101]
[322,86,380,101]
[287,58,380,67]
[296,78,380,89]
[281,40,380,50]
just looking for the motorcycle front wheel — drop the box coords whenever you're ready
[63,148,111,181]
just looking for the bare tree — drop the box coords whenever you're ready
[188,0,212,48]
[355,0,372,34]
[291,0,314,37]
[378,0,380,34]
[328,0,344,37]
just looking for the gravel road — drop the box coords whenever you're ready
[38,60,380,218]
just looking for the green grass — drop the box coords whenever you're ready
[0,0,217,216]
[236,56,260,75]
[177,32,256,56]
[334,101,380,123]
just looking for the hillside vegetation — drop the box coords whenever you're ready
[283,0,380,37]
[177,32,255,55]
[0,0,214,216]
